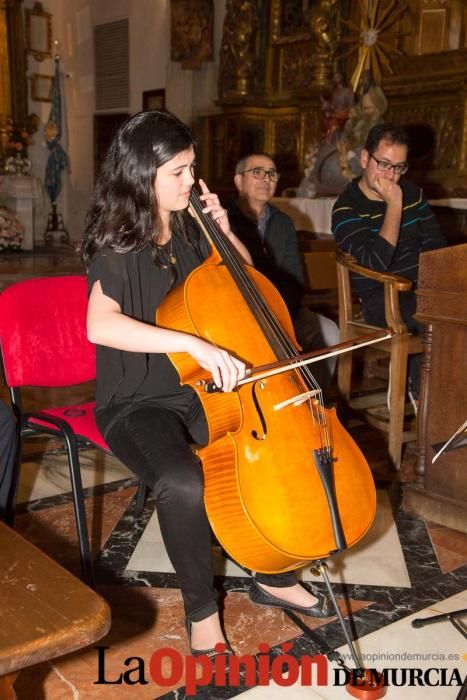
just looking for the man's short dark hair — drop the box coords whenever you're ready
[235,153,276,175]
[364,123,409,155]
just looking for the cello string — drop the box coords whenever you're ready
[189,191,308,375]
[189,190,332,454]
[189,190,333,454]
[189,191,307,367]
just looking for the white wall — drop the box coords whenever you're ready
[25,0,95,244]
[24,0,226,244]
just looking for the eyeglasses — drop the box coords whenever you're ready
[370,154,408,175]
[241,167,280,182]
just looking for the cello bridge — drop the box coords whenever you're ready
[273,389,320,411]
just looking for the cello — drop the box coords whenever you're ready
[156,188,377,575]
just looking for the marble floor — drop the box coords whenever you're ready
[1,251,466,699]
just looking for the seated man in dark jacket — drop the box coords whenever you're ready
[332,122,446,400]
[226,153,339,390]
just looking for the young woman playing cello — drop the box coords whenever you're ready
[80,110,332,658]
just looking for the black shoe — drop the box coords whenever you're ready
[249,580,335,618]
[185,619,235,660]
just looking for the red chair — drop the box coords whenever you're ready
[0,275,110,588]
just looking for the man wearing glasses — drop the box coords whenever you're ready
[332,122,445,402]
[226,153,339,391]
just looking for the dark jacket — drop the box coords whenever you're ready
[226,198,304,316]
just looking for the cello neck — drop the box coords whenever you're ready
[188,188,295,362]
[188,189,247,273]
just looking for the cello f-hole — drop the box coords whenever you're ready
[251,381,267,441]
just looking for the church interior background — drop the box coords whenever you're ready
[0,1,466,698]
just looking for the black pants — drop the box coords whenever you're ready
[101,397,296,622]
[363,290,424,398]
[0,400,18,523]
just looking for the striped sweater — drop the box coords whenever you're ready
[331,178,446,311]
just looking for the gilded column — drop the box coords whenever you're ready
[218,0,260,100]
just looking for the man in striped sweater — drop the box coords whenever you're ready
[331,123,445,400]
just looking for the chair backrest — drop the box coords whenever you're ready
[302,250,337,291]
[336,249,413,335]
[0,275,95,388]
[336,250,365,334]
[297,232,337,293]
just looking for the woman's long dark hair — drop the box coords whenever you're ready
[80,109,196,267]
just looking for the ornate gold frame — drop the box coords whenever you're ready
[25,2,52,62]
[270,0,310,44]
[0,0,28,124]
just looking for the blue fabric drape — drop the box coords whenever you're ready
[44,60,69,203]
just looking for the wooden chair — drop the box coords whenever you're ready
[336,249,423,470]
[299,233,338,317]
[302,247,337,291]
[0,521,110,699]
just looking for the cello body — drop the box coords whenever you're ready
[157,247,377,574]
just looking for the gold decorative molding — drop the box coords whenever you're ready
[278,41,313,95]
[269,0,309,45]
[203,2,467,196]
[388,101,463,170]
[3,0,28,125]
[271,114,301,156]
[218,0,261,100]
[383,46,467,189]
[170,0,213,70]
[460,97,467,173]
[0,6,11,121]
[308,0,339,87]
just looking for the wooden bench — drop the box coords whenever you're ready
[0,522,111,699]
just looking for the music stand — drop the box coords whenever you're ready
[412,608,466,700]
[431,418,467,464]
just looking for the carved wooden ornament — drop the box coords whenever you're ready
[170,0,214,70]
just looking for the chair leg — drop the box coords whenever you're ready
[387,335,409,471]
[61,429,95,588]
[0,672,19,699]
[4,420,22,528]
[134,480,147,520]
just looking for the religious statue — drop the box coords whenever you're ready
[338,72,388,178]
[296,139,349,197]
[218,0,260,98]
[308,0,339,86]
[295,64,353,197]
[320,71,354,144]
[356,69,388,120]
[296,70,388,196]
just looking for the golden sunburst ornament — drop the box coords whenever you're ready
[339,0,408,92]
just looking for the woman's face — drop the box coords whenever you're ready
[154,146,195,220]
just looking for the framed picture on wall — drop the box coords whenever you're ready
[30,73,54,102]
[142,89,165,111]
